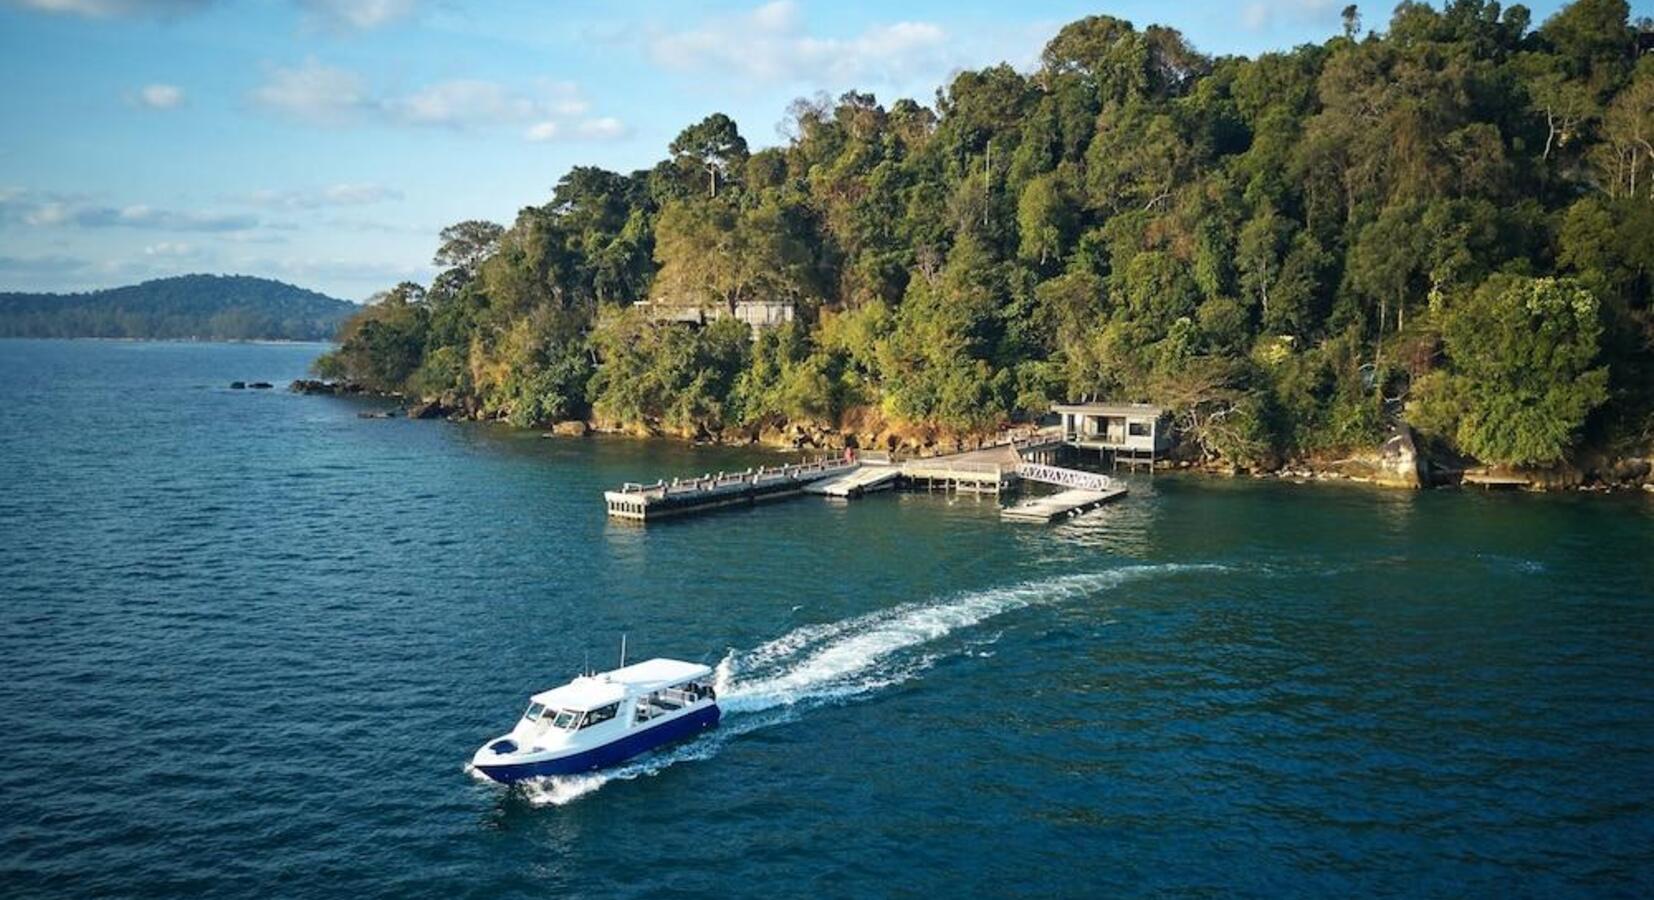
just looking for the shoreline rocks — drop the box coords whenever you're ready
[299,387,1653,496]
[289,379,369,396]
[406,399,449,420]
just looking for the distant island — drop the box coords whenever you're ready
[0,274,356,342]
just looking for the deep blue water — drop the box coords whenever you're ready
[1,338,1652,898]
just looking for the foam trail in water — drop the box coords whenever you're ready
[515,562,1219,806]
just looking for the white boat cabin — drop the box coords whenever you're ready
[516,658,716,738]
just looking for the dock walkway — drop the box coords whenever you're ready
[1000,462,1128,523]
[605,458,856,521]
[604,433,1133,523]
[899,458,1014,494]
[1000,486,1128,522]
[805,464,900,498]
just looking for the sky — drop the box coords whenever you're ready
[0,0,1639,301]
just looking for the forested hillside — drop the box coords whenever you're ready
[319,0,1654,469]
[0,275,355,341]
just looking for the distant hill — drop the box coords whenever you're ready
[0,274,357,341]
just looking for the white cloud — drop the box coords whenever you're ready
[90,204,260,231]
[251,58,372,125]
[250,63,618,140]
[387,79,535,127]
[385,78,590,128]
[527,117,629,142]
[1239,0,1339,31]
[317,182,399,205]
[524,121,560,142]
[244,182,402,209]
[297,0,415,31]
[575,117,627,140]
[8,0,414,27]
[143,241,197,257]
[0,190,259,232]
[135,83,185,109]
[646,0,949,86]
[3,0,209,19]
[232,254,436,299]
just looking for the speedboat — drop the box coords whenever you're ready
[470,657,720,784]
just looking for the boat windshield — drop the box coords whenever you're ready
[523,702,546,722]
[551,709,580,729]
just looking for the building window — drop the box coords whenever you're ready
[1128,421,1151,438]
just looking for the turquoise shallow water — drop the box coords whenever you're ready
[1,338,1652,898]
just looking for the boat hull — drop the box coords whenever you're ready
[474,704,720,784]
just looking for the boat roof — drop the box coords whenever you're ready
[529,658,712,711]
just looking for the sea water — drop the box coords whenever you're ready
[1,339,1651,897]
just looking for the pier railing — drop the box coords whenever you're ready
[615,457,857,499]
[900,459,1007,479]
[1014,462,1121,493]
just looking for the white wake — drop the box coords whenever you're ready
[506,563,1218,806]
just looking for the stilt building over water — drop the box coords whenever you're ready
[1052,402,1171,470]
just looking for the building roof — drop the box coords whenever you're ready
[1052,402,1166,417]
[529,658,712,711]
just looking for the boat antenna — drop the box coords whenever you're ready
[619,633,627,669]
[583,648,590,677]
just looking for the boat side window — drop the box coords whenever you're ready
[580,703,619,729]
[523,702,546,722]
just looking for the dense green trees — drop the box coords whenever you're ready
[1416,276,1609,465]
[320,0,1653,468]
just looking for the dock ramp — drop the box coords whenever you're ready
[1001,463,1128,523]
[804,465,900,498]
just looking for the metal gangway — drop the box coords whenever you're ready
[1014,462,1122,493]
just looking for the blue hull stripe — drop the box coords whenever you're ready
[477,704,720,783]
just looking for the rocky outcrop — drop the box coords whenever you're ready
[406,399,449,420]
[551,420,590,437]
[289,379,368,396]
[248,382,273,389]
[230,381,246,389]
[1374,424,1424,489]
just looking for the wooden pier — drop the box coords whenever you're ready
[604,458,857,521]
[899,459,1014,494]
[604,435,1132,523]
